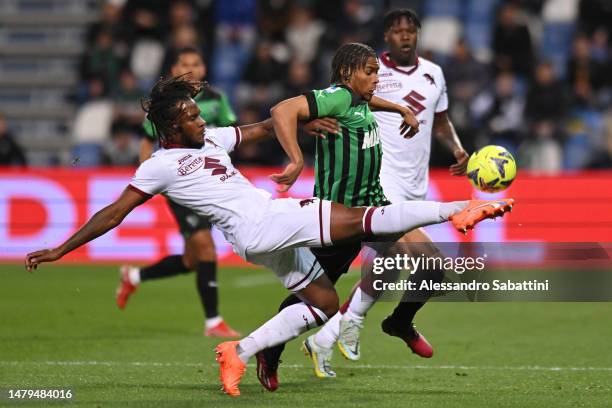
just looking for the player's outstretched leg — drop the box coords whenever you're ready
[216,274,338,396]
[328,199,515,244]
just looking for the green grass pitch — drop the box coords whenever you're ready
[1,264,611,407]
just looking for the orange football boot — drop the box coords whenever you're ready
[215,341,246,397]
[116,265,138,309]
[449,199,515,234]
[205,320,241,338]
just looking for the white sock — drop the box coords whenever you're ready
[313,287,373,349]
[346,287,375,318]
[128,267,141,285]
[205,316,223,329]
[237,303,327,363]
[362,201,468,236]
[313,311,341,349]
[439,201,469,220]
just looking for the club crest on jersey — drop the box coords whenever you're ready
[177,156,203,176]
[362,127,381,149]
[204,157,237,182]
[423,73,436,86]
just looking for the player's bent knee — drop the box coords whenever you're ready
[329,203,368,243]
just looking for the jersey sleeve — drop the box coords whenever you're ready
[304,86,352,120]
[216,92,238,126]
[206,126,242,153]
[435,70,449,113]
[129,157,171,197]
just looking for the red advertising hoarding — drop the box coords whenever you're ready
[2,167,612,264]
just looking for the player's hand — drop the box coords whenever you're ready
[302,118,339,138]
[450,149,469,176]
[270,161,304,193]
[25,248,62,272]
[399,109,419,139]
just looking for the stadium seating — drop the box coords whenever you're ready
[0,0,98,164]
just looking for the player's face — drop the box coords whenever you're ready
[171,52,206,81]
[175,99,206,148]
[384,17,419,65]
[348,57,379,101]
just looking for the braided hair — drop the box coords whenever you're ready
[330,42,377,85]
[141,75,204,146]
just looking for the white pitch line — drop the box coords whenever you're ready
[1,361,612,372]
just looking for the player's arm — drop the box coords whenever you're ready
[301,117,339,137]
[432,111,468,176]
[239,116,337,145]
[25,188,148,272]
[238,118,275,145]
[269,95,311,192]
[369,95,419,138]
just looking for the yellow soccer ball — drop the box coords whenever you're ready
[466,145,517,192]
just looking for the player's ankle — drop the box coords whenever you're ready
[127,267,141,285]
[439,201,469,220]
[344,309,364,324]
[206,316,223,329]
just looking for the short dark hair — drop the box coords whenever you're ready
[383,8,421,32]
[330,42,377,84]
[170,46,205,66]
[141,75,204,145]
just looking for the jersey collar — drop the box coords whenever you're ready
[162,142,189,149]
[379,51,419,76]
[336,84,366,107]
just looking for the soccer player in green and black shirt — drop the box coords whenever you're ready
[255,42,419,390]
[116,46,240,338]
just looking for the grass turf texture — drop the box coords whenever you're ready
[1,264,611,407]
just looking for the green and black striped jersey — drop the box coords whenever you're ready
[305,85,387,207]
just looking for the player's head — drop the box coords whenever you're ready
[330,42,379,101]
[142,75,206,149]
[170,46,206,81]
[383,9,421,65]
